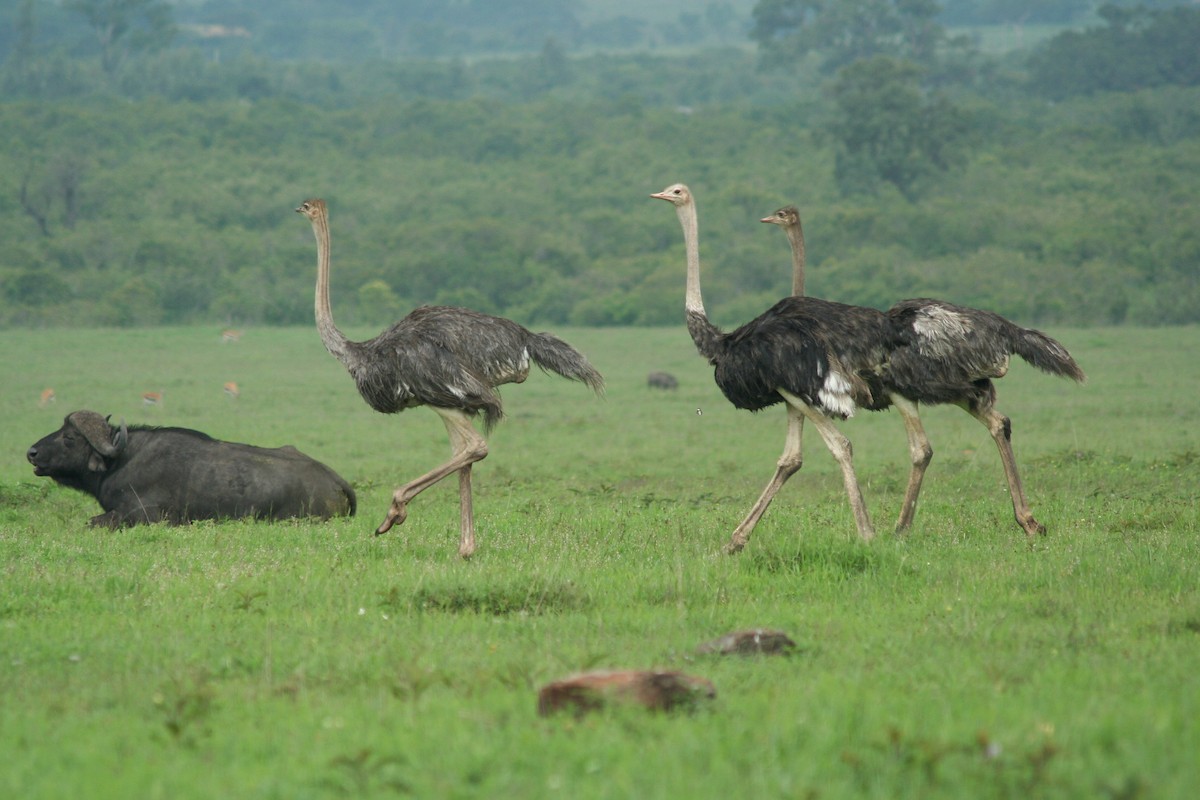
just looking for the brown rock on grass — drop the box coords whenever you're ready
[537,670,716,717]
[695,629,797,656]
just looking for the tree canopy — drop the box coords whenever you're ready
[0,0,1198,329]
[752,0,948,73]
[1028,3,1200,99]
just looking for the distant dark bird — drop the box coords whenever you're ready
[653,183,897,550]
[764,203,1086,538]
[296,198,603,557]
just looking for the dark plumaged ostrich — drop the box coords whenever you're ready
[884,299,1084,536]
[765,204,1086,538]
[652,183,898,550]
[296,198,604,558]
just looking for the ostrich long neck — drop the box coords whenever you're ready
[676,200,724,362]
[787,218,806,296]
[310,210,353,365]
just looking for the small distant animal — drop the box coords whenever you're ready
[223,381,240,400]
[695,628,797,656]
[646,371,678,390]
[142,391,163,408]
[537,670,715,717]
[39,388,57,408]
[27,410,356,527]
[221,329,243,343]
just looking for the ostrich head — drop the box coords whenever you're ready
[650,183,692,208]
[295,198,326,220]
[761,205,800,227]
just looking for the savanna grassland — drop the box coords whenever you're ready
[1,324,1198,798]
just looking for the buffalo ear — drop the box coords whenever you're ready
[71,410,119,457]
[88,418,127,471]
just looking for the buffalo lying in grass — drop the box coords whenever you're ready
[27,410,356,527]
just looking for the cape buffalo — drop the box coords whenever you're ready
[27,410,356,527]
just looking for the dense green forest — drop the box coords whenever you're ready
[1,0,1198,329]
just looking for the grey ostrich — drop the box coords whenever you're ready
[652,183,898,551]
[764,204,1086,538]
[296,198,604,558]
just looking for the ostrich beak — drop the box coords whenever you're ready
[759,216,773,223]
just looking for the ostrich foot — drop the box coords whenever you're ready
[1021,516,1047,538]
[375,498,410,536]
[724,537,747,555]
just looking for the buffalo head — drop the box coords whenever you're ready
[28,410,128,477]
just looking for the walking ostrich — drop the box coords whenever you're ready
[296,198,604,558]
[652,183,898,550]
[764,204,1086,537]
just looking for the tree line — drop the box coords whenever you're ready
[1,0,1198,329]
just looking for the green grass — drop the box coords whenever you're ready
[2,325,1198,798]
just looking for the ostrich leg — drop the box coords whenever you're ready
[726,405,805,554]
[970,405,1046,538]
[375,408,488,557]
[783,390,876,542]
[457,466,476,558]
[890,394,933,533]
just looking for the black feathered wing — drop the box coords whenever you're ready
[711,297,892,418]
[714,312,830,412]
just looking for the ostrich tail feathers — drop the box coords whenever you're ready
[1014,328,1086,383]
[527,333,605,395]
[480,403,504,435]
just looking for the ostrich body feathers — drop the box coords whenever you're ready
[886,298,1085,410]
[341,305,602,432]
[692,296,896,419]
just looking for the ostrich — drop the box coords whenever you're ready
[884,299,1085,536]
[764,204,1086,537]
[296,198,604,557]
[652,183,898,551]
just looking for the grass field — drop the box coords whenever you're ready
[2,324,1198,798]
